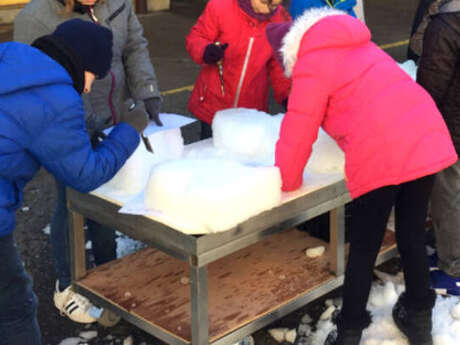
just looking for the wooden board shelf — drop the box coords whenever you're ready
[77,228,396,343]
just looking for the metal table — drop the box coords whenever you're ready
[67,168,397,345]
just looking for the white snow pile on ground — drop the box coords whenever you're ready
[306,281,460,345]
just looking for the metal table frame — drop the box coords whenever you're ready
[67,178,396,345]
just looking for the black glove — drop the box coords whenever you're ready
[144,97,163,126]
[119,102,148,134]
[203,42,229,65]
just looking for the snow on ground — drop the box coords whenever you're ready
[306,281,460,345]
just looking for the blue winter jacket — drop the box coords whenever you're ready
[289,0,357,19]
[0,42,140,238]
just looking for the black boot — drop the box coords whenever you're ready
[392,291,435,345]
[323,311,370,345]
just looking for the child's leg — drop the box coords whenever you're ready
[393,174,435,345]
[341,186,395,328]
[395,174,435,305]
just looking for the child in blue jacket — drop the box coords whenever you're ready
[289,0,357,19]
[0,19,146,344]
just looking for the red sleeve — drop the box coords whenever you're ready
[185,0,221,65]
[275,55,329,191]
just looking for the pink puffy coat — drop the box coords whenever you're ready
[186,0,291,124]
[275,8,457,198]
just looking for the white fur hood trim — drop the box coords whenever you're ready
[280,7,346,77]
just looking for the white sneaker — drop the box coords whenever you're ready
[53,281,97,323]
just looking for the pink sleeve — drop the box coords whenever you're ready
[275,57,329,191]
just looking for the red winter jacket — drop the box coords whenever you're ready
[275,8,457,198]
[186,0,291,124]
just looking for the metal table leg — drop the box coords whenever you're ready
[69,210,86,282]
[190,259,209,345]
[329,206,345,276]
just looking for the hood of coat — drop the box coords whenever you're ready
[0,42,72,96]
[280,7,370,77]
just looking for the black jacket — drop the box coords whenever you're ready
[418,11,460,153]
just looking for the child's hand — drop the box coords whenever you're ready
[203,43,229,64]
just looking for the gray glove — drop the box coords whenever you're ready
[144,97,163,126]
[119,102,149,134]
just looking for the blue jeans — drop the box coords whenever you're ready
[50,179,116,289]
[0,234,41,345]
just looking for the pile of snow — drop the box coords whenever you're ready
[307,281,460,345]
[210,108,344,173]
[101,108,345,234]
[212,108,283,164]
[94,127,184,201]
[144,159,281,233]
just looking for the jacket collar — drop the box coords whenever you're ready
[280,7,345,77]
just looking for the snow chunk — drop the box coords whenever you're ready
[285,329,297,343]
[145,159,281,233]
[79,331,98,340]
[213,108,282,164]
[306,246,325,258]
[95,128,183,201]
[42,224,50,235]
[268,328,290,343]
[212,108,344,174]
[57,338,85,345]
[123,336,133,345]
[320,305,336,320]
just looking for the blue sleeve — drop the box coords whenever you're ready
[28,100,140,193]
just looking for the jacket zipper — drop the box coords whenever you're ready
[233,37,254,108]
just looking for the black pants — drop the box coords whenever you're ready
[341,175,435,329]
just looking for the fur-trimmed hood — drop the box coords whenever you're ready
[279,7,371,77]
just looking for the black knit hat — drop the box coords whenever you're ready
[52,19,113,79]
